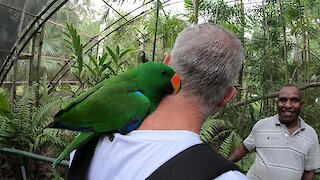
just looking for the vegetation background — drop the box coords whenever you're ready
[0,0,319,179]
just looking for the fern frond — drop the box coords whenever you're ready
[237,153,255,173]
[219,130,243,158]
[0,89,11,118]
[32,95,63,128]
[34,129,66,150]
[200,117,230,143]
[0,116,17,147]
[13,89,35,121]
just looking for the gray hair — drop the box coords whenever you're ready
[170,23,244,117]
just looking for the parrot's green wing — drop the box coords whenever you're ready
[92,91,150,133]
[52,84,151,133]
[59,81,106,111]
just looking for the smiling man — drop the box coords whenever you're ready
[228,84,320,180]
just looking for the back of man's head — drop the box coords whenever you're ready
[170,23,244,117]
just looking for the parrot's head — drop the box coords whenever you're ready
[135,62,181,109]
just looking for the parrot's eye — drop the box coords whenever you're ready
[161,71,166,76]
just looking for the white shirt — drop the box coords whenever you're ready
[83,130,247,180]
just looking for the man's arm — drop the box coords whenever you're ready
[301,170,315,180]
[228,144,249,162]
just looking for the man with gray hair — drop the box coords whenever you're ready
[69,23,247,180]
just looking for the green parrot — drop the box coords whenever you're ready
[48,62,181,167]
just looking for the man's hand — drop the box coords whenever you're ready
[228,144,249,163]
[301,170,315,180]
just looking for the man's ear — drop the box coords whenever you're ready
[300,99,304,108]
[163,54,171,64]
[217,86,237,107]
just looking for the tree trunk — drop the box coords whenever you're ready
[237,0,245,102]
[261,0,271,116]
[278,0,288,83]
[193,0,199,23]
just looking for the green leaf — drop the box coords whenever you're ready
[98,52,108,66]
[107,65,116,76]
[99,61,112,74]
[84,63,96,77]
[119,48,132,59]
[118,60,129,67]
[116,45,120,56]
[88,54,98,68]
[106,46,118,65]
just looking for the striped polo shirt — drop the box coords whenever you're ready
[244,114,320,180]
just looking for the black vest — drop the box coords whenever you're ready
[147,143,240,180]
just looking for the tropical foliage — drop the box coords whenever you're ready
[0,86,71,178]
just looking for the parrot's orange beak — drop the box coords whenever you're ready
[170,73,181,95]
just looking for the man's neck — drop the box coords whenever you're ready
[286,119,300,135]
[138,94,203,134]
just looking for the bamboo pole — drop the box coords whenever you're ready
[35,26,44,107]
[0,147,69,167]
[10,0,28,108]
[152,0,160,62]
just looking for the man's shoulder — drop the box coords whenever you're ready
[299,118,319,139]
[215,170,248,180]
[254,115,277,127]
[300,118,317,131]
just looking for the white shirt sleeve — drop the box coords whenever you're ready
[69,150,76,167]
[215,170,248,180]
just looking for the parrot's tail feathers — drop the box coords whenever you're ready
[46,122,93,132]
[52,154,65,168]
[45,122,67,129]
[51,132,98,167]
[45,122,58,129]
